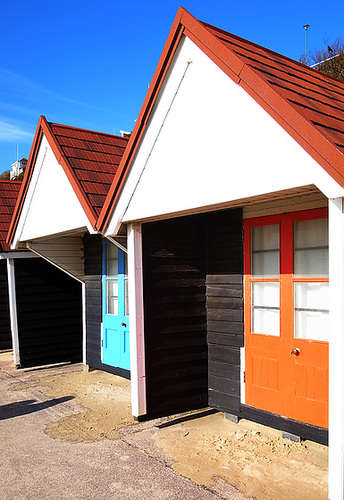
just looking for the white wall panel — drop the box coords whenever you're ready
[106,36,342,234]
[14,136,92,246]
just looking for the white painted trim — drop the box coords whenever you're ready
[127,223,146,417]
[105,52,194,237]
[82,283,86,365]
[105,235,128,254]
[6,259,20,366]
[329,197,344,500]
[240,347,245,405]
[0,251,37,260]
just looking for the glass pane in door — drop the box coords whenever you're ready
[294,282,329,341]
[252,282,280,335]
[251,224,279,276]
[294,218,328,277]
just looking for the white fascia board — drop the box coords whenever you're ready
[105,36,343,234]
[328,197,344,499]
[12,135,94,248]
[7,259,20,366]
[0,251,37,260]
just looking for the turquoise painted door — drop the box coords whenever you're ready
[102,241,130,371]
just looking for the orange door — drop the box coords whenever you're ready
[244,208,329,429]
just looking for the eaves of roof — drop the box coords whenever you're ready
[7,116,128,246]
[97,7,344,233]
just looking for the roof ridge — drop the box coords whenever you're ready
[48,121,130,141]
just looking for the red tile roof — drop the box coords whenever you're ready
[201,21,344,157]
[7,117,128,244]
[97,7,344,232]
[48,122,128,217]
[0,180,21,252]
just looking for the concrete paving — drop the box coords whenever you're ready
[0,354,245,500]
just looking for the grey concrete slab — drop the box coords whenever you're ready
[0,354,246,500]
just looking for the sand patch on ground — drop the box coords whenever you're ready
[152,412,328,500]
[11,367,135,443]
[5,354,327,500]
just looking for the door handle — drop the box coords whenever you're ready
[291,348,300,356]
[122,322,127,327]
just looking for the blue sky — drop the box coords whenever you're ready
[0,0,343,174]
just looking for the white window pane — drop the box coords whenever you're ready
[252,282,280,336]
[294,283,329,340]
[251,225,279,276]
[294,310,329,341]
[107,280,118,315]
[252,308,280,336]
[106,244,118,278]
[252,282,280,307]
[294,219,328,277]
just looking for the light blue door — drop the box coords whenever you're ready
[102,240,130,371]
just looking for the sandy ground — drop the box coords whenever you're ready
[8,357,328,500]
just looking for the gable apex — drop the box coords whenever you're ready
[97,7,344,233]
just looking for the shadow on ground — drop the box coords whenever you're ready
[0,396,74,420]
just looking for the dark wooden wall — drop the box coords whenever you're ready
[205,209,244,413]
[142,215,208,417]
[83,234,129,378]
[15,258,82,367]
[0,260,12,349]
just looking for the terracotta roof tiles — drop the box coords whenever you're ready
[48,122,128,218]
[0,180,21,252]
[97,8,344,231]
[202,21,344,155]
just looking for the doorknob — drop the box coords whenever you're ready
[122,322,127,327]
[291,348,300,356]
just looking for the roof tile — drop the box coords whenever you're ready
[47,123,128,217]
[0,181,21,251]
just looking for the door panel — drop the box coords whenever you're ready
[245,209,328,428]
[102,241,130,371]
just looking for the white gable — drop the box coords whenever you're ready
[13,135,94,247]
[106,36,343,235]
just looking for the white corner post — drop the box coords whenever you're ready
[6,259,20,367]
[127,223,146,417]
[82,282,87,365]
[329,197,344,500]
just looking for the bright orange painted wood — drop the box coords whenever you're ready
[245,208,328,429]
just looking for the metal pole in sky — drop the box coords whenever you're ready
[303,24,310,65]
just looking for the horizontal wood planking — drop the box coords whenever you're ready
[235,405,328,445]
[243,190,327,219]
[0,260,11,349]
[14,258,82,367]
[205,208,244,415]
[83,234,130,379]
[143,214,208,417]
[30,235,85,282]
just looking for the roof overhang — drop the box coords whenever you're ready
[96,7,344,234]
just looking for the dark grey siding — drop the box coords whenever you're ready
[83,234,129,378]
[205,209,244,413]
[141,208,327,443]
[0,260,11,349]
[15,258,82,367]
[142,215,208,418]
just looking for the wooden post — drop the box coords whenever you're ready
[127,223,146,417]
[329,197,344,499]
[82,282,87,365]
[6,258,20,367]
